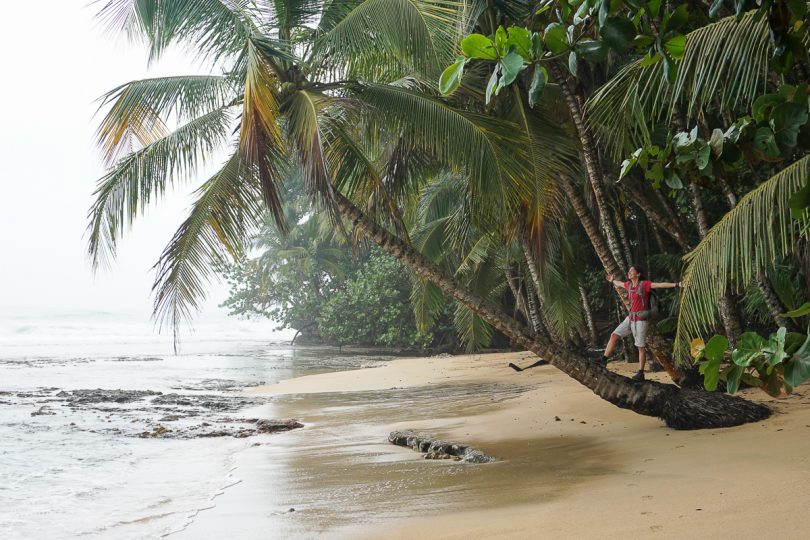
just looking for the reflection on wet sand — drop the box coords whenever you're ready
[176,378,616,538]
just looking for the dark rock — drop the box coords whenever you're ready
[255,419,304,433]
[388,430,495,463]
[31,405,56,417]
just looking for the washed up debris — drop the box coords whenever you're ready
[388,429,495,463]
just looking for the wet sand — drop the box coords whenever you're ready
[221,352,810,538]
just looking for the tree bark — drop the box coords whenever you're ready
[505,269,535,335]
[756,272,796,330]
[335,192,770,429]
[550,62,626,270]
[520,235,562,345]
[623,179,692,251]
[580,285,599,347]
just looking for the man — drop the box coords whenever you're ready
[601,266,682,381]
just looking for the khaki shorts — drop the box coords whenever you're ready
[612,316,648,347]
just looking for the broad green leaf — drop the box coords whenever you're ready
[544,22,569,54]
[732,332,768,366]
[646,0,662,17]
[664,34,686,60]
[568,51,578,76]
[640,51,662,67]
[785,334,810,387]
[704,334,729,361]
[531,33,543,59]
[507,27,532,60]
[695,141,711,170]
[724,365,744,394]
[439,58,465,95]
[528,65,548,107]
[499,50,525,87]
[485,65,500,105]
[788,181,810,218]
[495,26,508,57]
[753,126,780,158]
[785,302,810,318]
[787,0,808,18]
[702,355,722,391]
[601,17,636,51]
[620,158,636,179]
[752,93,783,122]
[461,34,497,60]
[577,39,608,62]
[708,128,724,156]
[663,4,689,33]
[770,102,808,148]
[664,171,683,189]
[645,162,664,181]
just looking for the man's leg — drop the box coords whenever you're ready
[604,333,620,358]
[638,346,646,372]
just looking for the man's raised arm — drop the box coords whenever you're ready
[650,281,683,289]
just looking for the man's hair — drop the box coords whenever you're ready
[631,264,645,279]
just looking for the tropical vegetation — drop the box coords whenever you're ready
[88,0,810,429]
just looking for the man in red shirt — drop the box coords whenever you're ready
[601,265,682,380]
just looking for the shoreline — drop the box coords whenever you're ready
[244,351,810,538]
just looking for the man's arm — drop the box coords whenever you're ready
[606,274,624,287]
[650,281,683,289]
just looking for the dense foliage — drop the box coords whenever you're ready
[88,0,810,426]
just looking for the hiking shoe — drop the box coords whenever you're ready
[631,370,645,381]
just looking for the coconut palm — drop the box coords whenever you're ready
[89,0,770,428]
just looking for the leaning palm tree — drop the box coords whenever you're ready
[89,0,769,428]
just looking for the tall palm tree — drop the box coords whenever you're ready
[89,0,770,428]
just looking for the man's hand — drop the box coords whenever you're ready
[607,273,615,282]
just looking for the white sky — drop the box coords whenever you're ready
[0,2,236,319]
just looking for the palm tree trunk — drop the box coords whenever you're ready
[622,179,692,251]
[687,181,743,343]
[334,192,770,429]
[579,285,599,347]
[560,176,623,276]
[519,235,562,345]
[756,273,796,330]
[549,62,626,270]
[505,269,536,335]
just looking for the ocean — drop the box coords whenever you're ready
[0,311,390,539]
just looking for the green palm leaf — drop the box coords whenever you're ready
[237,39,286,228]
[316,0,467,77]
[152,152,265,344]
[96,75,237,165]
[87,105,236,269]
[586,10,771,160]
[355,83,531,223]
[97,0,261,62]
[674,155,810,364]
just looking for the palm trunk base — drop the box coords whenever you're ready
[659,389,771,430]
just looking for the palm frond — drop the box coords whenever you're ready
[283,90,336,207]
[96,0,261,62]
[152,152,264,345]
[316,0,469,78]
[238,39,286,229]
[96,75,237,165]
[674,155,810,364]
[410,276,445,331]
[355,83,531,223]
[586,10,771,160]
[88,106,235,269]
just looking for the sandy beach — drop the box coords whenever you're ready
[252,351,810,539]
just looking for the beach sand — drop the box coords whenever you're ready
[250,351,810,539]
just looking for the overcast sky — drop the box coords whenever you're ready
[0,2,237,319]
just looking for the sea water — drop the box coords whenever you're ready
[0,310,386,539]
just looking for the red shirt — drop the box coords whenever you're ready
[624,280,651,314]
